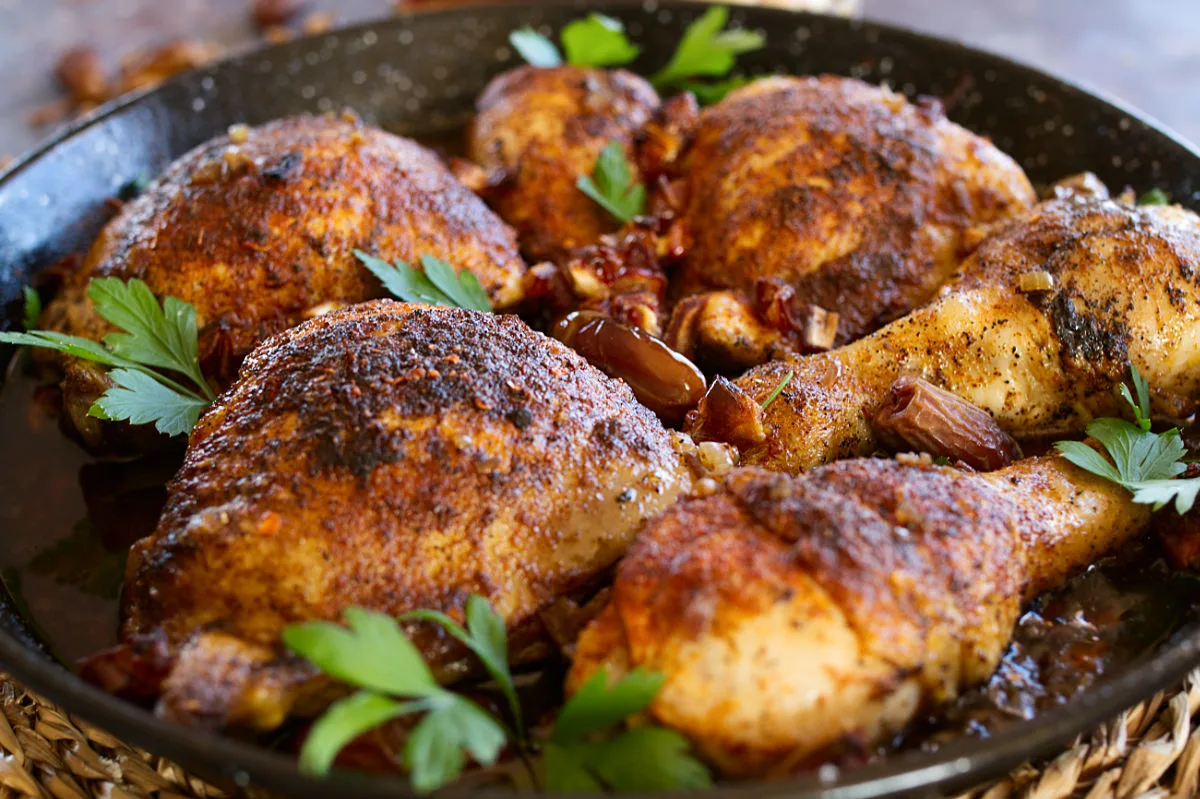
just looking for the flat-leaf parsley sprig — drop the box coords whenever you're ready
[543,667,712,792]
[577,140,646,224]
[510,13,639,69]
[284,596,712,793]
[509,6,764,104]
[283,606,508,792]
[0,277,215,437]
[647,6,764,93]
[1054,366,1200,514]
[354,250,492,312]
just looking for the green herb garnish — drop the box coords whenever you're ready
[354,251,492,312]
[21,287,41,331]
[285,598,710,793]
[1054,366,1200,514]
[402,594,523,740]
[1138,188,1171,206]
[283,606,507,792]
[562,13,640,67]
[509,14,637,69]
[509,27,564,68]
[509,6,763,105]
[577,140,646,223]
[544,667,712,792]
[649,6,764,93]
[676,74,754,105]
[0,278,214,437]
[761,370,794,410]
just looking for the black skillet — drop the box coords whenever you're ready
[1,2,1200,796]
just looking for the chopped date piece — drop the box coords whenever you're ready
[686,376,767,449]
[873,377,1022,471]
[553,310,706,424]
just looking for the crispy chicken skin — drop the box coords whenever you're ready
[467,65,660,261]
[569,456,1151,776]
[718,198,1200,473]
[675,75,1035,357]
[41,114,527,447]
[110,300,694,731]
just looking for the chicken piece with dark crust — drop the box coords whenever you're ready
[570,456,1150,776]
[670,76,1035,366]
[40,114,528,449]
[466,65,660,262]
[716,197,1200,474]
[97,300,696,731]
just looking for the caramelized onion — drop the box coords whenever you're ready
[553,311,706,424]
[872,377,1022,471]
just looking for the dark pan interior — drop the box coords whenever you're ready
[2,1,1200,796]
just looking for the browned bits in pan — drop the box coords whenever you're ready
[872,377,1022,471]
[552,310,706,425]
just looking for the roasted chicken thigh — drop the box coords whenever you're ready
[41,114,528,448]
[669,76,1035,365]
[570,456,1150,775]
[715,197,1200,472]
[97,301,696,731]
[466,65,660,262]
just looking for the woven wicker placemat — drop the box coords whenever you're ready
[0,671,1197,799]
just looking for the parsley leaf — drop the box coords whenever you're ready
[407,694,507,793]
[508,7,761,104]
[650,6,765,91]
[283,607,438,697]
[544,666,711,792]
[1054,366,1200,514]
[509,28,562,68]
[403,594,523,739]
[0,329,137,370]
[88,277,209,394]
[577,140,646,223]
[561,14,640,68]
[761,370,794,410]
[301,692,425,776]
[89,368,211,437]
[577,727,712,791]
[283,608,508,793]
[1138,188,1171,206]
[677,74,753,105]
[354,250,492,312]
[0,278,215,436]
[21,287,41,331]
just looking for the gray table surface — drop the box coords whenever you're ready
[0,0,1198,158]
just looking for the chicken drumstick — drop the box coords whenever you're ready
[569,455,1151,776]
[710,197,1200,473]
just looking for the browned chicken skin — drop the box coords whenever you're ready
[671,76,1035,365]
[570,456,1151,776]
[41,114,527,448]
[467,65,660,262]
[109,300,696,731]
[716,197,1200,473]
